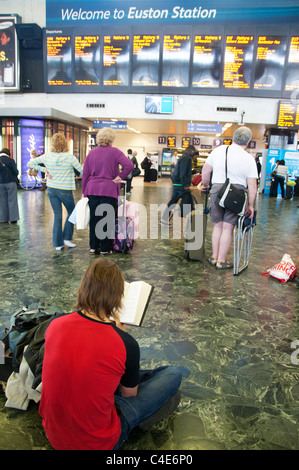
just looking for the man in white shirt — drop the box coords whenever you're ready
[202,127,257,269]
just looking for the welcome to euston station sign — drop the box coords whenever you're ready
[46,0,299,26]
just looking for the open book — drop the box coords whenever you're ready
[119,281,154,326]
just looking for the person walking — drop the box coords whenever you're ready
[27,133,83,251]
[82,127,133,254]
[160,145,197,225]
[0,148,19,224]
[201,127,257,269]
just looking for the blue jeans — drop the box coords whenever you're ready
[47,188,75,247]
[113,366,190,449]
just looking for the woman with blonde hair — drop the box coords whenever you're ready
[28,133,83,250]
[82,127,133,254]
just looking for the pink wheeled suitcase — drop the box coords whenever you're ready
[113,182,134,253]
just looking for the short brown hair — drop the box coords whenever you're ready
[76,258,124,320]
[51,133,68,153]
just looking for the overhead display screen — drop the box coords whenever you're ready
[162,34,191,87]
[145,96,173,114]
[277,101,299,128]
[223,35,254,90]
[284,36,299,94]
[74,35,101,86]
[132,34,160,87]
[47,33,72,87]
[44,26,299,97]
[103,35,130,86]
[191,35,222,89]
[254,35,287,91]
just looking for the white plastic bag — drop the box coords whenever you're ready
[69,197,90,229]
[262,254,297,283]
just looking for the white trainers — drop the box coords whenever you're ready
[64,240,76,248]
[56,246,64,251]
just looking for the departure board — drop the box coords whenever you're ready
[192,35,222,88]
[132,35,160,87]
[277,101,299,128]
[162,34,191,87]
[223,35,254,90]
[47,35,72,87]
[44,26,299,97]
[103,35,130,86]
[254,36,287,91]
[285,36,299,93]
[74,35,101,86]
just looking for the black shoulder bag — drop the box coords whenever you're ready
[0,157,19,184]
[217,146,247,216]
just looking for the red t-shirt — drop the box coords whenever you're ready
[39,311,140,450]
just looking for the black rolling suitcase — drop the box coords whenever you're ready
[185,190,209,262]
[285,184,294,200]
[149,168,158,182]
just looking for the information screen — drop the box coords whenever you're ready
[254,35,287,91]
[162,34,191,87]
[284,36,299,93]
[47,34,72,87]
[132,34,160,87]
[103,35,130,86]
[192,35,222,88]
[223,35,254,90]
[74,35,101,86]
[277,101,299,128]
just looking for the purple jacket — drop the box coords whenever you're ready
[82,145,133,199]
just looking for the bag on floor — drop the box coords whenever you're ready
[185,191,208,262]
[262,254,297,282]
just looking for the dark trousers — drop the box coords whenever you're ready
[88,195,117,252]
[273,176,285,198]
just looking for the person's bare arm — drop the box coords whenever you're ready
[201,163,213,189]
[246,177,257,218]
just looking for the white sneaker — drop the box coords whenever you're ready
[64,240,76,248]
[56,246,64,251]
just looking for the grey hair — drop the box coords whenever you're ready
[233,127,252,146]
[96,127,116,147]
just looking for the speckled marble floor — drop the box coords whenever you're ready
[0,177,298,450]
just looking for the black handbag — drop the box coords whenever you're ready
[132,167,141,177]
[218,147,247,216]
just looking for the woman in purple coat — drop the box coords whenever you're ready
[82,128,133,254]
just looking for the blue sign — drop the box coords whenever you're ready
[93,120,127,129]
[20,119,44,174]
[158,136,167,145]
[187,123,223,134]
[46,0,299,27]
